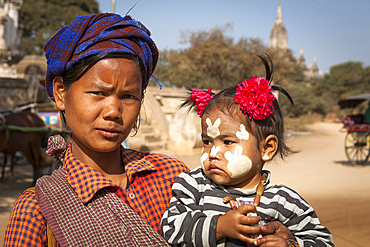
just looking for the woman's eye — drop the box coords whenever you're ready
[122,94,137,100]
[224,140,234,145]
[90,91,104,96]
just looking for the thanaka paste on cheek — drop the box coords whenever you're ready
[206,118,221,138]
[200,152,208,170]
[236,124,249,140]
[210,146,221,157]
[224,145,252,179]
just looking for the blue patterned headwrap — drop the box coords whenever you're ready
[44,13,158,100]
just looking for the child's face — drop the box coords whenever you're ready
[200,109,264,189]
[54,58,142,155]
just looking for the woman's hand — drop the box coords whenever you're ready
[216,204,261,244]
[253,221,293,246]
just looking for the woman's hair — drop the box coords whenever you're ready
[59,52,146,133]
[44,13,158,100]
[181,54,294,160]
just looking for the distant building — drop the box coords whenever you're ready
[0,0,22,59]
[269,2,288,51]
[269,2,322,79]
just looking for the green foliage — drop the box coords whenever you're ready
[315,61,370,100]
[20,0,99,55]
[155,24,370,120]
[280,61,370,119]
[155,24,302,90]
[280,82,332,118]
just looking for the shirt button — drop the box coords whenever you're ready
[128,192,135,199]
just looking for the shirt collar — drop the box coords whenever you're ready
[62,145,157,203]
[121,147,157,184]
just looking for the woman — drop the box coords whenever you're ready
[3,13,188,246]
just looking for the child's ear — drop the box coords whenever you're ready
[261,134,278,161]
[53,76,66,111]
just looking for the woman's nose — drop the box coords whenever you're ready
[102,97,122,121]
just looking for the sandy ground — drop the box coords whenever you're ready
[1,122,370,246]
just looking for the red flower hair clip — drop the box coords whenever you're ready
[233,75,276,120]
[190,87,215,117]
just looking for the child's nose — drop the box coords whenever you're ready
[209,145,222,159]
[102,97,122,121]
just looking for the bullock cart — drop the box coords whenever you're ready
[338,94,370,165]
[0,103,68,183]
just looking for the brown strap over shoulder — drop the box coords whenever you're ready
[34,168,169,246]
[24,187,57,247]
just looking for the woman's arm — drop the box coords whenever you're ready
[3,190,47,247]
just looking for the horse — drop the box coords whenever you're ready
[0,111,54,184]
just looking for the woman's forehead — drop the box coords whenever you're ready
[72,58,143,91]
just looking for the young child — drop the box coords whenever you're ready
[161,55,334,247]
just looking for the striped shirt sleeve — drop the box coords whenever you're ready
[259,184,334,246]
[161,170,220,247]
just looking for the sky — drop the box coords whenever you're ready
[97,0,370,75]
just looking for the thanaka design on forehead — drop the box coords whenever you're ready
[225,145,252,179]
[206,118,221,138]
[236,124,249,140]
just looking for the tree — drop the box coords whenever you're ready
[155,24,302,90]
[280,61,370,118]
[19,0,99,55]
[315,62,370,100]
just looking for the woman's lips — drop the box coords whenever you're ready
[98,128,121,138]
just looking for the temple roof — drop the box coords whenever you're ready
[269,2,288,50]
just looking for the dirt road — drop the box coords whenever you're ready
[1,122,369,246]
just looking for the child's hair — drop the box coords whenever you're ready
[181,53,294,160]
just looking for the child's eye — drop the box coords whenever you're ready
[203,140,212,146]
[224,140,234,145]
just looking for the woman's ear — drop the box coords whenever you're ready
[261,135,278,161]
[53,76,66,111]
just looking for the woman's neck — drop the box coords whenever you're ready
[71,142,127,187]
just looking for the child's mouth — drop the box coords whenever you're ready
[208,163,224,173]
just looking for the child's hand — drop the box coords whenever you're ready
[216,204,261,244]
[252,221,293,246]
[253,235,289,247]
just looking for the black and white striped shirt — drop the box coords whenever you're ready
[161,167,334,247]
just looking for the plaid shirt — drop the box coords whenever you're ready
[3,145,188,247]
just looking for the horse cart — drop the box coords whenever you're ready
[0,103,68,183]
[338,94,370,165]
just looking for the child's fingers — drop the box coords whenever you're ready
[232,225,262,244]
[239,215,261,226]
[237,204,257,214]
[253,235,288,247]
[260,221,293,239]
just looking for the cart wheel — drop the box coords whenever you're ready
[345,132,370,165]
